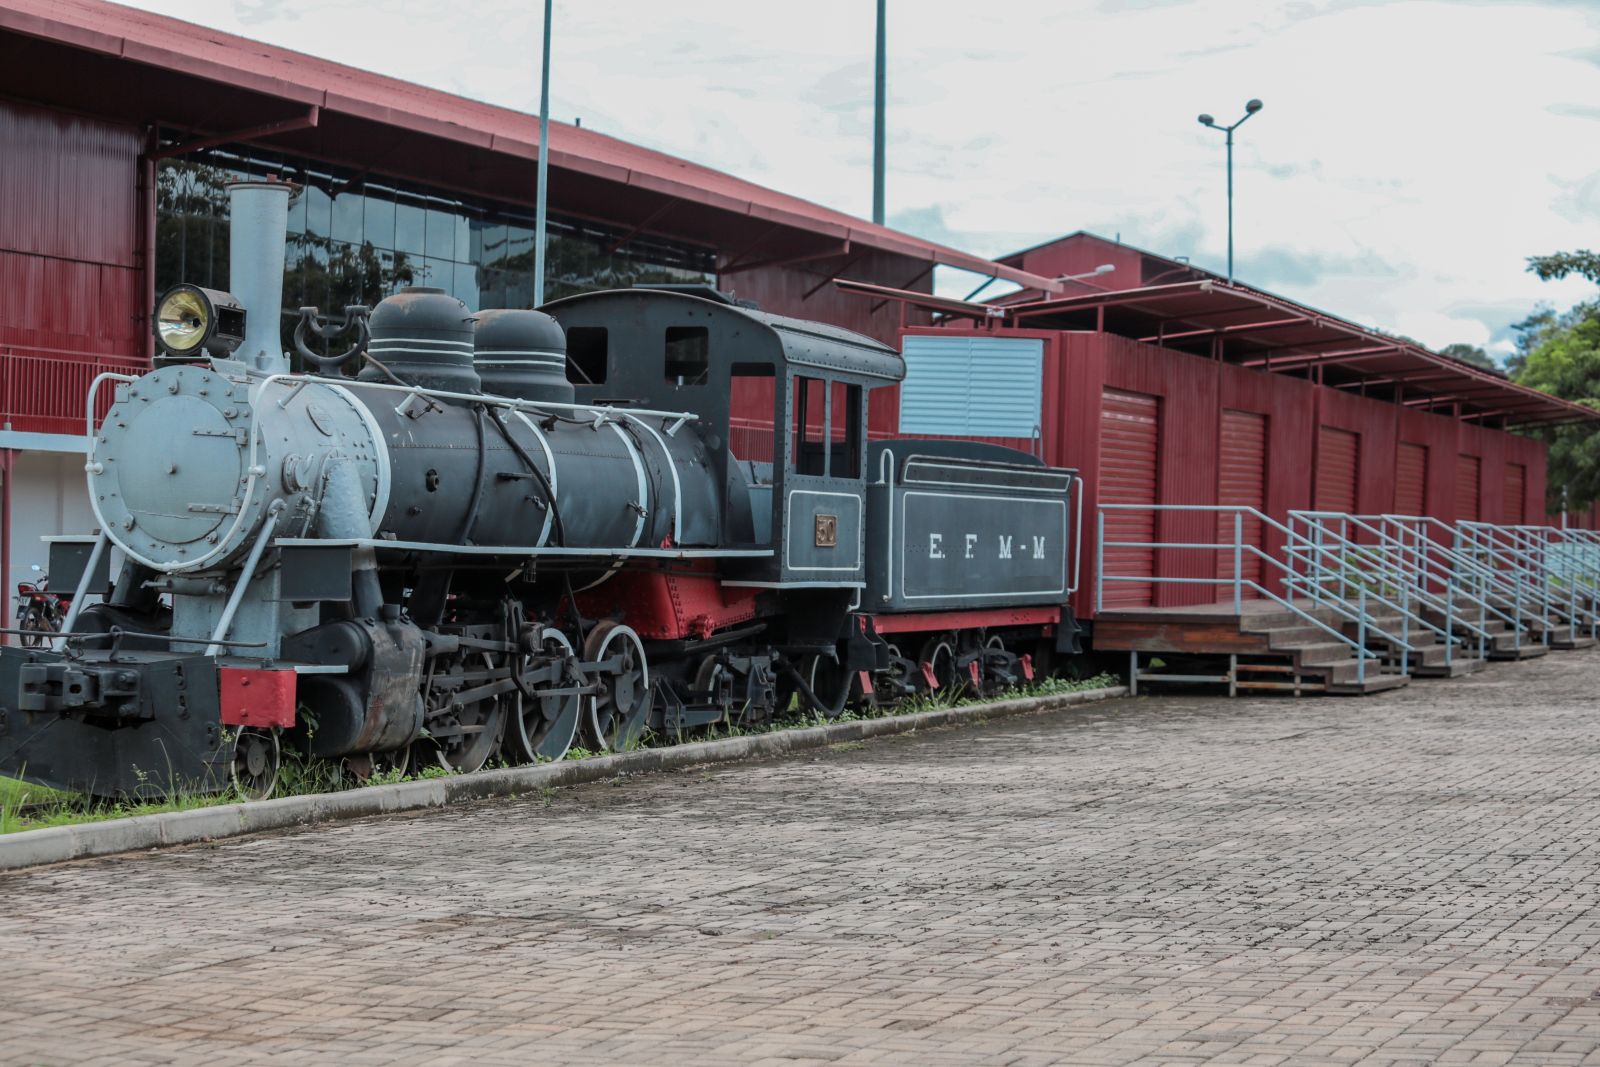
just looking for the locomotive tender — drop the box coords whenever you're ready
[0,181,1080,798]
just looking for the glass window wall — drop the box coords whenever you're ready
[154,143,716,360]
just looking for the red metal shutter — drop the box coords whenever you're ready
[1396,443,1427,516]
[1315,427,1359,514]
[1504,463,1526,525]
[1216,409,1266,594]
[1456,455,1481,522]
[1099,389,1159,609]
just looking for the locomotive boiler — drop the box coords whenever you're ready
[0,180,1080,800]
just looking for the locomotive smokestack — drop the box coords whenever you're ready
[227,180,292,374]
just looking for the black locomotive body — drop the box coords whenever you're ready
[0,216,1079,799]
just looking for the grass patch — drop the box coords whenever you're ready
[0,672,1121,836]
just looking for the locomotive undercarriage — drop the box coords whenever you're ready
[0,565,1057,800]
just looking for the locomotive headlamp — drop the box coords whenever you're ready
[155,284,246,358]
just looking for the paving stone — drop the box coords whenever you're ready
[2,652,1600,1064]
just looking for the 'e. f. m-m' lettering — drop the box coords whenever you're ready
[998,535,1013,559]
[1031,535,1046,559]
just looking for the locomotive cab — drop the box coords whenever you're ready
[542,288,904,589]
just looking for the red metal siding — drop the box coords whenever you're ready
[1507,434,1548,523]
[1316,427,1359,513]
[1396,443,1427,516]
[1504,463,1526,525]
[1314,388,1396,517]
[1100,335,1218,608]
[1397,407,1458,524]
[889,324,1559,622]
[1456,455,1482,522]
[0,99,146,435]
[1458,424,1505,523]
[1216,409,1265,593]
[1099,388,1159,608]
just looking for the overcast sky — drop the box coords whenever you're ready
[127,0,1600,360]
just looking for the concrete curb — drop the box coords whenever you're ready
[0,684,1129,872]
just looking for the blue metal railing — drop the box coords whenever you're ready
[1097,503,1384,683]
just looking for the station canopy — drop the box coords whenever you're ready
[839,242,1600,430]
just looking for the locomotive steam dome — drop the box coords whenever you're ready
[472,308,573,403]
[359,287,480,394]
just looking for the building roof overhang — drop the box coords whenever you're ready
[836,276,1598,428]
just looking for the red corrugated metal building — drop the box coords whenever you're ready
[850,234,1595,623]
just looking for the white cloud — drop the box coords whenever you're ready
[122,0,1600,351]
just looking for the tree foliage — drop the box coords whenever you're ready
[1438,342,1498,371]
[1527,250,1600,285]
[1512,253,1600,512]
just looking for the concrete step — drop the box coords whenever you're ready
[1487,641,1548,661]
[1255,625,1333,649]
[1325,667,1411,696]
[1410,655,1486,678]
[1282,641,1362,668]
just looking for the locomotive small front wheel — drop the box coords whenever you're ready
[583,622,651,752]
[230,727,281,800]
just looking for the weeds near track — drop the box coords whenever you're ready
[0,672,1120,835]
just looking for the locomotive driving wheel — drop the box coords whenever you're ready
[584,622,651,751]
[424,652,508,774]
[229,726,281,800]
[504,630,583,763]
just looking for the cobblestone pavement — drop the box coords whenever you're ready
[4,653,1600,1066]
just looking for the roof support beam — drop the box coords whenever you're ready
[146,106,321,161]
[1007,280,1215,319]
[719,239,850,277]
[835,276,994,319]
[1139,315,1308,345]
[1243,344,1403,370]
[802,249,872,301]
[871,263,937,314]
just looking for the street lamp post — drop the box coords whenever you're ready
[1197,98,1263,283]
[872,0,886,226]
[533,0,553,306]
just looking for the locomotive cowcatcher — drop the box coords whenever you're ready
[0,181,1080,799]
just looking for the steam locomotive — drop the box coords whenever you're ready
[0,181,1080,799]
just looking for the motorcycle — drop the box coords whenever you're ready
[14,566,70,648]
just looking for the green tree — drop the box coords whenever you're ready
[1528,250,1600,284]
[1515,251,1600,512]
[1438,342,1499,371]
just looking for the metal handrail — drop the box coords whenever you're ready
[1341,514,1506,651]
[1376,515,1534,649]
[1098,503,1388,681]
[1456,521,1553,644]
[1495,524,1600,638]
[1286,510,1468,666]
